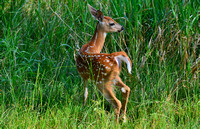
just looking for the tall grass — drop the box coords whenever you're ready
[0,0,199,128]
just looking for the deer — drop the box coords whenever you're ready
[76,4,132,122]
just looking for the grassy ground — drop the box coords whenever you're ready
[0,0,199,128]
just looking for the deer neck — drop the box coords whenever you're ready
[83,23,107,54]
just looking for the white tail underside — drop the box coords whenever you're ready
[114,55,132,74]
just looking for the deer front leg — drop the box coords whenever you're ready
[83,80,88,106]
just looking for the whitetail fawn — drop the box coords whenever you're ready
[76,4,132,122]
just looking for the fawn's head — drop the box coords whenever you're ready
[88,4,124,33]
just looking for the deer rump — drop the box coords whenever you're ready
[76,52,131,81]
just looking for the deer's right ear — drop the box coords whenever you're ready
[88,4,104,22]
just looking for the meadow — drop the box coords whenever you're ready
[0,0,199,128]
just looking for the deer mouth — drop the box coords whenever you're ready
[118,27,124,32]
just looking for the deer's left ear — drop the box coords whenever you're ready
[88,4,104,22]
[96,10,104,22]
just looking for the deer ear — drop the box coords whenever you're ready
[88,4,104,22]
[96,10,104,22]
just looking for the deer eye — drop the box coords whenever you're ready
[109,23,115,26]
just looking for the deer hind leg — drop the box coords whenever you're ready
[97,83,122,122]
[83,80,88,106]
[115,76,130,122]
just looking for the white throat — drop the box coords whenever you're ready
[104,33,107,38]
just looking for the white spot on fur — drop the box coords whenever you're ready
[85,47,90,53]
[113,79,117,85]
[121,88,126,93]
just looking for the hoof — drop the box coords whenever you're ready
[120,116,127,123]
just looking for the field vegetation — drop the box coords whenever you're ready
[0,0,199,128]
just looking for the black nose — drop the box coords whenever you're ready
[121,26,124,30]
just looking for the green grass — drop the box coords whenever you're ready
[0,0,199,128]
